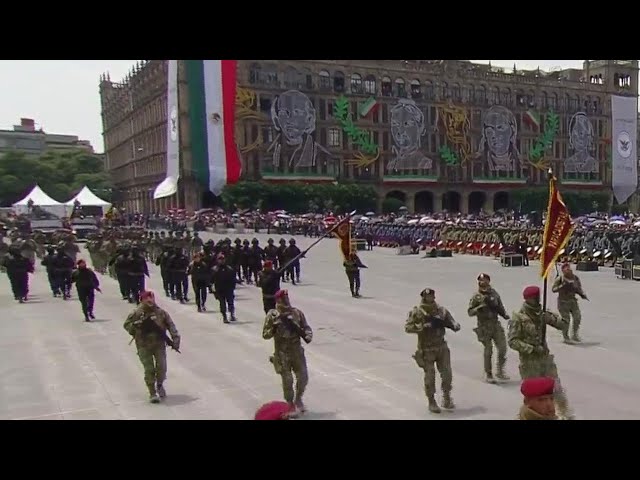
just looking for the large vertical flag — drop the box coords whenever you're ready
[611,95,638,204]
[540,175,575,279]
[154,59,180,199]
[186,60,242,196]
[333,220,352,260]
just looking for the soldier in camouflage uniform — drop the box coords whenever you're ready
[467,273,510,384]
[518,377,558,420]
[552,263,588,344]
[262,289,313,415]
[190,231,203,258]
[123,290,181,403]
[507,285,574,420]
[405,288,461,414]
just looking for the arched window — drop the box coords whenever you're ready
[501,88,511,106]
[424,80,434,100]
[477,85,486,104]
[550,93,558,110]
[249,63,261,84]
[284,66,300,89]
[395,78,406,97]
[411,79,421,99]
[451,83,461,101]
[441,81,449,99]
[319,70,330,90]
[263,64,278,86]
[364,75,376,95]
[350,73,362,94]
[381,76,392,96]
[541,91,549,109]
[491,87,500,104]
[466,85,475,103]
[333,71,345,92]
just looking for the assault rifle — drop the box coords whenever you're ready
[277,311,311,344]
[129,315,181,353]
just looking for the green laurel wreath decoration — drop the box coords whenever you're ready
[333,96,378,155]
[529,111,559,169]
[439,145,459,166]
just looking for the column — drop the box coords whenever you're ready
[460,191,470,215]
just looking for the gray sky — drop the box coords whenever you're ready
[0,60,586,154]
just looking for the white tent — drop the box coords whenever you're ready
[65,186,112,214]
[12,185,67,218]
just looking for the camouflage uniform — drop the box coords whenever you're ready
[124,303,181,402]
[405,288,461,413]
[552,273,587,343]
[507,298,573,419]
[467,279,510,383]
[262,292,313,413]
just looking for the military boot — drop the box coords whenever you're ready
[571,329,581,343]
[442,392,455,410]
[485,372,497,384]
[562,328,573,344]
[496,369,510,382]
[427,396,441,414]
[294,397,307,414]
[230,311,237,322]
[148,385,160,404]
[156,383,167,399]
[222,313,230,324]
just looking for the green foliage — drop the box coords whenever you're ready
[510,187,611,215]
[333,96,378,155]
[439,145,458,166]
[529,111,559,162]
[381,197,405,214]
[0,150,112,206]
[221,181,378,214]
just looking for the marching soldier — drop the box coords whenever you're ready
[52,246,75,300]
[188,252,211,312]
[156,247,173,297]
[128,245,149,304]
[264,238,279,269]
[248,238,264,284]
[344,252,366,297]
[41,246,59,296]
[552,263,588,343]
[284,238,302,284]
[405,288,461,414]
[507,285,574,419]
[257,260,281,313]
[231,238,244,283]
[123,290,181,403]
[168,248,190,303]
[190,231,203,258]
[518,377,558,420]
[1,246,34,303]
[211,254,237,323]
[276,238,288,282]
[262,289,313,415]
[71,259,101,322]
[467,273,510,383]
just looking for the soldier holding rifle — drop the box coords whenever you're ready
[124,290,181,403]
[552,263,588,344]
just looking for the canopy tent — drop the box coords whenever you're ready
[12,185,67,218]
[65,186,112,214]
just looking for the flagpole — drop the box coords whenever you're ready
[543,167,553,312]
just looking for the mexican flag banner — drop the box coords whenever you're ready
[523,110,540,130]
[186,60,242,196]
[359,97,378,118]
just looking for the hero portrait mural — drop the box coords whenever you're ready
[564,112,597,174]
[267,90,331,170]
[477,105,520,172]
[387,99,434,171]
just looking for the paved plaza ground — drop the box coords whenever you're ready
[1,232,638,420]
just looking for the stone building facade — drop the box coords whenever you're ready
[101,60,639,213]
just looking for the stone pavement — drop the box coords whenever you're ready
[1,233,639,420]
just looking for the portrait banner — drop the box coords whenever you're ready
[540,176,574,280]
[611,95,638,204]
[186,60,242,196]
[154,60,180,200]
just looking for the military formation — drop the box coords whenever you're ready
[2,215,596,420]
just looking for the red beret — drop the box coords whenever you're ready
[275,289,288,300]
[521,377,555,398]
[254,401,292,420]
[477,273,490,281]
[140,290,154,300]
[263,260,273,268]
[522,285,540,299]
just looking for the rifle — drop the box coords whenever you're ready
[129,314,181,353]
[276,210,357,275]
[277,311,311,344]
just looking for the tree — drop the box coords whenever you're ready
[0,150,113,206]
[382,197,405,214]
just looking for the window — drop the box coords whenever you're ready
[364,75,376,95]
[350,73,362,94]
[383,132,389,150]
[284,67,300,89]
[550,93,558,110]
[318,99,326,120]
[451,83,461,101]
[381,76,392,96]
[442,81,449,99]
[411,79,421,99]
[263,64,278,86]
[319,70,330,90]
[477,85,486,104]
[333,71,345,92]
[396,78,406,97]
[329,128,341,147]
[501,88,511,106]
[466,85,475,103]
[262,127,273,144]
[249,63,260,84]
[491,87,500,104]
[382,104,388,123]
[259,96,272,113]
[424,81,434,100]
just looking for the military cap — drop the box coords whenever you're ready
[275,289,289,300]
[420,288,435,297]
[254,401,292,420]
[289,238,296,244]
[522,285,540,299]
[520,377,555,398]
[140,290,155,301]
[279,238,286,244]
[251,238,258,243]
[477,273,491,281]
[234,238,242,243]
[267,238,274,243]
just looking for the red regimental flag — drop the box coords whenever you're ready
[540,176,575,279]
[333,221,351,260]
